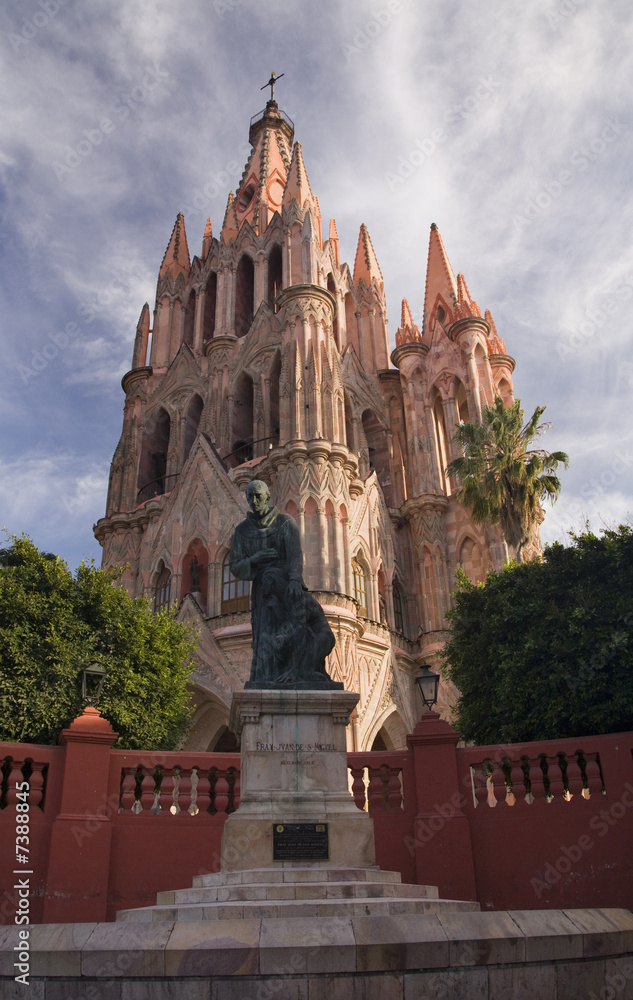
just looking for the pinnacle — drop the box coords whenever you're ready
[353,223,383,286]
[159,213,191,281]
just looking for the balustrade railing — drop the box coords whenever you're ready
[468,750,606,808]
[118,764,240,816]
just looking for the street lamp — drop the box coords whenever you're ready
[79,662,107,705]
[414,664,439,711]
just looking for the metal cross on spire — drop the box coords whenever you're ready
[261,71,284,102]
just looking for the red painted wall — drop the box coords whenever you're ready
[1,711,632,923]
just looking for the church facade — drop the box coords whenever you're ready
[94,97,520,752]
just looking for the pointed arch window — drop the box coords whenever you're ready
[393,581,404,634]
[154,564,172,612]
[352,557,367,617]
[221,555,250,613]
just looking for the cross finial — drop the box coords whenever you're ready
[261,71,284,102]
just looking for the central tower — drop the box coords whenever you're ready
[95,95,520,752]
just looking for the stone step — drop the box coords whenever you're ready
[155,879,440,906]
[116,895,480,923]
[191,866,403,888]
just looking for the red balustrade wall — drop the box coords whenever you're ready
[1,712,632,923]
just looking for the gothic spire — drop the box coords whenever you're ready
[159,213,190,281]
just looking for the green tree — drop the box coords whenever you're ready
[0,535,196,748]
[442,526,633,744]
[446,397,569,562]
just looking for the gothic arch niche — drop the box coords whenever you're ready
[231,372,254,465]
[235,255,254,338]
[344,293,357,352]
[170,299,182,358]
[422,545,440,632]
[183,394,204,464]
[203,272,217,342]
[344,393,356,453]
[497,377,513,407]
[137,406,171,502]
[267,244,282,312]
[431,392,449,495]
[352,553,368,617]
[370,710,408,751]
[183,291,196,348]
[303,496,319,577]
[285,499,298,519]
[456,379,470,423]
[327,273,339,349]
[475,342,489,396]
[153,560,172,612]
[180,538,209,606]
[184,696,232,752]
[361,410,394,506]
[459,535,485,584]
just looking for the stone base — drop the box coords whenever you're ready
[222,688,375,871]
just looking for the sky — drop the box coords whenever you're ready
[1,0,632,572]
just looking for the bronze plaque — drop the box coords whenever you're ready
[272,823,329,861]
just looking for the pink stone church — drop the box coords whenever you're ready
[94,96,522,752]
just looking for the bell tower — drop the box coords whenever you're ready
[95,91,521,753]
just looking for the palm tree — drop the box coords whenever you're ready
[446,397,569,563]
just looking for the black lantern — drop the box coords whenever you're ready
[79,662,106,705]
[414,665,439,710]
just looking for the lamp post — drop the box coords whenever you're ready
[414,664,439,712]
[79,662,107,705]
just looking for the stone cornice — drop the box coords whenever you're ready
[276,283,336,317]
[489,353,516,373]
[390,341,429,370]
[121,367,152,394]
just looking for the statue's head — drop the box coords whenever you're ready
[245,479,270,517]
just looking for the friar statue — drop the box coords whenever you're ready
[229,480,341,690]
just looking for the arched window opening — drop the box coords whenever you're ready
[393,581,405,634]
[235,255,254,338]
[267,245,283,312]
[221,554,250,613]
[371,730,389,751]
[154,563,172,612]
[362,410,394,506]
[432,395,449,494]
[456,380,470,424]
[327,273,339,349]
[459,536,485,584]
[203,272,217,342]
[183,291,196,348]
[269,353,281,447]
[344,394,355,453]
[352,557,367,617]
[230,372,254,466]
[137,406,171,502]
[183,394,204,464]
[475,343,488,390]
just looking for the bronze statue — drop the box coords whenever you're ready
[229,480,340,690]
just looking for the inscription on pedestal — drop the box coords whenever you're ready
[272,823,329,861]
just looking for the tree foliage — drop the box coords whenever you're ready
[442,526,633,744]
[447,397,569,561]
[0,535,196,748]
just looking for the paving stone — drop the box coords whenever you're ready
[260,916,355,975]
[404,967,487,999]
[563,908,633,958]
[507,909,584,963]
[555,959,607,1000]
[122,982,211,1000]
[0,980,46,1000]
[164,918,260,977]
[437,910,526,966]
[488,963,556,1000]
[213,976,309,999]
[81,923,173,978]
[45,981,121,1000]
[352,913,449,971]
[310,973,404,999]
[27,922,97,977]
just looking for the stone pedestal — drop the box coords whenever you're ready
[221,689,375,871]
